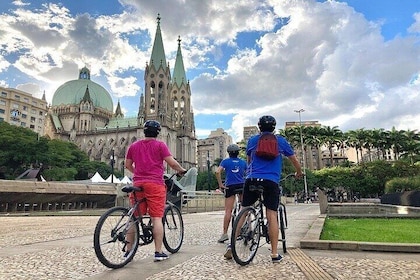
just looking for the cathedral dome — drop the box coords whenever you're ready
[52,67,113,112]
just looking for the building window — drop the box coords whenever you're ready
[1,92,7,97]
[0,100,5,106]
[22,105,27,111]
[24,97,29,103]
[12,103,19,109]
[31,116,36,123]
[21,114,27,119]
[0,109,4,114]
[15,95,20,100]
[21,122,26,127]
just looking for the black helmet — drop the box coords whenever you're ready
[227,144,240,153]
[258,115,276,132]
[144,120,161,137]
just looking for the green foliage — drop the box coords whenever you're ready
[196,170,217,191]
[0,122,116,181]
[385,176,420,193]
[311,160,420,198]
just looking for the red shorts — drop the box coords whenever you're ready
[129,182,166,218]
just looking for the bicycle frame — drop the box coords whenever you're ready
[93,172,185,269]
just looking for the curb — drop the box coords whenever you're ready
[300,214,420,253]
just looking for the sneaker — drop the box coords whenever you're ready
[217,233,229,243]
[224,245,232,259]
[154,251,169,262]
[271,254,283,263]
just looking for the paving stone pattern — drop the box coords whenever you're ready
[0,205,419,280]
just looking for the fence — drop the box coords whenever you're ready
[180,190,225,213]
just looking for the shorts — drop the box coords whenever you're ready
[241,178,279,211]
[129,182,166,218]
[224,183,244,198]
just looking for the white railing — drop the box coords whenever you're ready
[180,190,225,213]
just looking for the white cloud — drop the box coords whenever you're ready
[0,0,419,143]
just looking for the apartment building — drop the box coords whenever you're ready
[0,87,48,135]
[197,128,233,172]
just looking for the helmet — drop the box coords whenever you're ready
[227,144,240,153]
[258,115,276,132]
[143,120,161,137]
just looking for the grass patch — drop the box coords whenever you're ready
[320,217,420,243]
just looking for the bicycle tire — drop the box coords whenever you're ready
[231,207,260,266]
[162,204,184,253]
[281,202,288,228]
[93,206,139,269]
[278,206,287,253]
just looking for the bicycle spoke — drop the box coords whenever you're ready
[231,207,260,266]
[163,205,184,253]
[94,207,140,269]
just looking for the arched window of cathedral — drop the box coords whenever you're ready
[150,99,155,113]
[180,97,185,108]
[150,81,156,97]
[120,137,126,145]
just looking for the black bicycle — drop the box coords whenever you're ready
[93,173,184,269]
[230,174,294,266]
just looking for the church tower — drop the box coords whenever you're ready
[142,14,196,167]
[144,14,172,127]
[172,36,195,139]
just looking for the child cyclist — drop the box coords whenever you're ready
[215,144,247,243]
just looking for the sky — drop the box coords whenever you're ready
[0,0,419,142]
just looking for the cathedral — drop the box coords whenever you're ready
[44,15,197,175]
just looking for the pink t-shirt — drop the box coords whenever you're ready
[126,138,172,184]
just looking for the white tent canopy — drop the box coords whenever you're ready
[120,176,132,184]
[105,174,121,184]
[90,172,105,183]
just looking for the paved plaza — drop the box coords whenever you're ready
[0,204,419,279]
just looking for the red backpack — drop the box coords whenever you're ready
[255,133,279,160]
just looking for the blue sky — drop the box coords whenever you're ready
[0,0,419,142]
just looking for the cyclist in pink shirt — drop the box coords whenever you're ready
[125,120,186,261]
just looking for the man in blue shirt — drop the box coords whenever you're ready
[243,115,302,263]
[215,144,247,243]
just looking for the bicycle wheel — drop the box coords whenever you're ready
[231,207,260,266]
[278,205,287,253]
[162,204,184,253]
[93,206,139,269]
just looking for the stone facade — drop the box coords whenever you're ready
[44,15,197,174]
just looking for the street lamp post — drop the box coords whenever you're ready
[294,109,308,203]
[207,150,211,192]
[110,149,115,183]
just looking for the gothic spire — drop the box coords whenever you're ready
[173,36,187,88]
[115,100,123,118]
[149,14,167,70]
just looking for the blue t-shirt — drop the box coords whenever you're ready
[246,132,295,183]
[220,157,247,186]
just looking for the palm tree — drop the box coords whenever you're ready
[400,129,420,165]
[388,127,406,160]
[320,126,343,167]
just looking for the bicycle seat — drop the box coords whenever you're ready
[231,188,243,195]
[121,185,143,193]
[248,184,264,194]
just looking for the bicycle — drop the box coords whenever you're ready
[230,174,295,266]
[230,187,243,226]
[93,172,185,269]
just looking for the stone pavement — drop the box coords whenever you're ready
[0,204,419,280]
